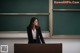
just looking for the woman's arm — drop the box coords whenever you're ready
[27,27,32,42]
[39,27,45,44]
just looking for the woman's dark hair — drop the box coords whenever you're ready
[29,17,39,29]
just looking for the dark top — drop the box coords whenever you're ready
[27,26,45,44]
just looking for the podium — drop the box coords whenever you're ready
[14,43,62,53]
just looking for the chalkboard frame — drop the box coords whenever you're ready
[0,13,49,16]
[53,9,80,12]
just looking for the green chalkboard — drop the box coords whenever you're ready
[0,0,49,31]
[53,0,80,35]
[0,16,49,31]
[0,0,49,13]
[53,12,80,35]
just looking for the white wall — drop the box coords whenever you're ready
[0,38,80,53]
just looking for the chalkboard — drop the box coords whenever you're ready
[0,16,49,31]
[0,0,49,13]
[0,0,49,31]
[53,0,80,35]
[53,12,80,35]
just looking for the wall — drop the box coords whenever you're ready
[0,38,80,53]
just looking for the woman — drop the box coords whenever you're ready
[27,17,45,44]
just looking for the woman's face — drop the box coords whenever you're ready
[33,19,38,27]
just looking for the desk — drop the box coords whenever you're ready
[14,43,62,53]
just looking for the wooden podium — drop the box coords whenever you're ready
[14,43,62,53]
